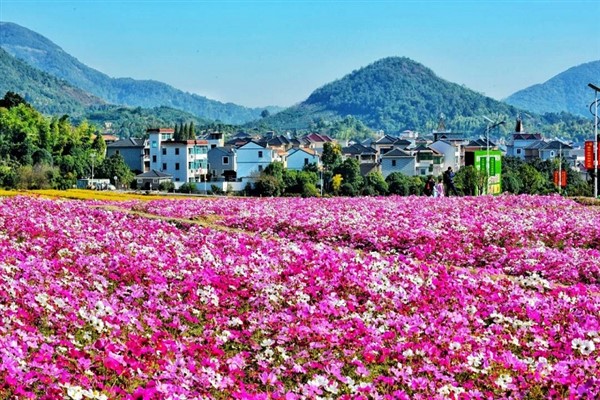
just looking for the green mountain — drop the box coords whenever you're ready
[260,57,591,142]
[504,60,600,117]
[0,22,280,124]
[0,47,104,115]
[0,47,210,137]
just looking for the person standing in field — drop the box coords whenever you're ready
[423,176,435,196]
[444,166,459,196]
[434,177,444,198]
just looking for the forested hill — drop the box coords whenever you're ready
[261,57,591,142]
[263,57,521,133]
[0,47,104,115]
[0,22,279,124]
[505,60,600,117]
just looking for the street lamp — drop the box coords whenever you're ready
[588,83,599,198]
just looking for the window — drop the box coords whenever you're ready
[162,148,166,155]
[151,141,157,148]
[490,157,496,175]
[115,150,120,155]
[258,165,263,172]
[152,155,157,163]
[516,148,522,155]
[188,148,193,155]
[392,160,397,167]
[175,163,180,170]
[480,158,487,174]
[223,156,229,165]
[188,162,193,169]
[162,163,167,170]
[175,148,180,155]
[304,158,309,165]
[211,144,217,149]
[550,151,555,157]
[258,151,263,158]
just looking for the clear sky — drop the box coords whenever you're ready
[1,0,598,108]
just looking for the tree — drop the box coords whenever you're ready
[95,154,134,187]
[174,123,181,140]
[333,157,363,194]
[255,174,281,197]
[0,91,28,109]
[331,174,343,194]
[322,142,343,170]
[386,172,411,196]
[261,109,270,119]
[188,121,195,139]
[92,134,107,157]
[362,171,388,195]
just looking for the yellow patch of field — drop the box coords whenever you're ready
[0,189,204,202]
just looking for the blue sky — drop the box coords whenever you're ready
[1,0,598,108]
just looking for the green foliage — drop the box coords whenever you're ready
[95,154,135,186]
[255,174,282,197]
[505,60,600,117]
[500,156,591,196]
[2,22,282,124]
[322,142,343,170]
[178,183,199,194]
[159,181,175,192]
[15,163,58,189]
[0,48,103,117]
[333,158,363,192]
[455,166,487,196]
[362,171,388,195]
[386,172,412,196]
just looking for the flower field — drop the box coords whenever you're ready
[0,195,599,399]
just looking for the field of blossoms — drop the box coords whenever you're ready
[1,195,599,399]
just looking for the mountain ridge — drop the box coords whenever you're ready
[504,60,600,117]
[0,21,279,124]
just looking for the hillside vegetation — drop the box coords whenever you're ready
[0,47,104,116]
[505,60,600,117]
[0,22,279,124]
[261,57,592,142]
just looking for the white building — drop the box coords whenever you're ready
[235,140,277,180]
[286,148,320,171]
[147,128,208,188]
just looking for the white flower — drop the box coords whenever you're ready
[402,349,414,358]
[66,385,84,400]
[495,374,512,389]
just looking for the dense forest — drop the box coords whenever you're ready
[0,92,133,189]
[505,60,600,117]
[261,57,593,143]
[1,22,281,125]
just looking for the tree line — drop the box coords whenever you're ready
[249,142,593,197]
[0,92,134,189]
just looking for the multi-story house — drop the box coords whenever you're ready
[380,148,416,178]
[208,147,237,181]
[505,117,543,159]
[413,144,444,177]
[372,135,411,158]
[106,138,149,173]
[302,133,334,153]
[341,143,378,164]
[147,128,208,187]
[286,147,320,171]
[235,140,277,180]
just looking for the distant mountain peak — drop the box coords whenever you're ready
[0,21,279,124]
[505,60,600,117]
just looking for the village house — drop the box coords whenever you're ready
[147,128,209,188]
